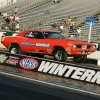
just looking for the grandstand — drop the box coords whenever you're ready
[0,0,100,42]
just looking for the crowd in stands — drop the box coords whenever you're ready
[53,0,62,3]
[52,16,80,37]
[0,6,20,32]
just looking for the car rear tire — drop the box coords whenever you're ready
[53,48,67,62]
[73,56,87,63]
[9,45,23,54]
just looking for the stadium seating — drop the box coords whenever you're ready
[0,0,100,42]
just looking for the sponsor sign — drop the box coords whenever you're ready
[21,41,35,46]
[0,52,39,70]
[38,61,100,85]
[5,56,19,65]
[21,41,50,48]
[0,51,100,85]
[36,43,50,47]
[0,54,8,63]
[19,58,39,70]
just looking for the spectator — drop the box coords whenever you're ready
[52,22,58,30]
[15,22,20,32]
[65,21,69,35]
[69,20,75,33]
[53,0,57,3]
[66,17,72,23]
[2,12,8,21]
[10,16,17,32]
[5,15,11,25]
[59,23,64,35]
[73,17,78,24]
[15,15,20,23]
[96,15,99,21]
[45,10,50,15]
[76,27,82,39]
[57,0,61,3]
[61,19,66,26]
[53,0,62,3]
[8,14,14,26]
[14,6,18,15]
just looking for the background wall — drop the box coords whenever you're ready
[0,0,18,8]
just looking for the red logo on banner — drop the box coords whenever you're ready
[19,58,39,70]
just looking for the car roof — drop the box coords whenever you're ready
[24,29,56,32]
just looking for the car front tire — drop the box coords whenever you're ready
[53,48,67,62]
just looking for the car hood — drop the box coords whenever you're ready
[69,40,93,45]
[48,39,93,45]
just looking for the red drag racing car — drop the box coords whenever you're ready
[1,29,97,62]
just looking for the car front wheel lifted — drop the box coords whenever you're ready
[53,48,67,62]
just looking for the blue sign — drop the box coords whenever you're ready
[86,17,97,22]
[85,17,97,26]
[85,21,96,26]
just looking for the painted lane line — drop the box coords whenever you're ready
[0,71,100,97]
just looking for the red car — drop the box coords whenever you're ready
[1,29,96,62]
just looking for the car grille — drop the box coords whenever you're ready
[75,45,91,49]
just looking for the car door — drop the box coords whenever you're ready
[33,32,50,54]
[22,31,50,54]
[20,31,36,53]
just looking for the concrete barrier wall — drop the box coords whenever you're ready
[87,51,100,60]
[0,32,6,48]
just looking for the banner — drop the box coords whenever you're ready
[0,51,100,85]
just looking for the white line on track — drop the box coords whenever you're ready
[0,71,100,98]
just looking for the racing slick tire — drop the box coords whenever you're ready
[53,48,67,62]
[73,56,87,63]
[9,44,23,54]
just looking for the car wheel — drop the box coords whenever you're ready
[73,56,87,63]
[9,45,23,54]
[53,48,67,62]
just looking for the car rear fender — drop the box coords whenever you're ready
[8,43,22,51]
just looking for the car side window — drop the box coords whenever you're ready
[25,32,44,39]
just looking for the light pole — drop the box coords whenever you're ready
[11,0,13,4]
[7,0,8,6]
[1,2,3,8]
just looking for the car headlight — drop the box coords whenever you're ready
[74,45,81,49]
[91,45,96,50]
[74,45,77,49]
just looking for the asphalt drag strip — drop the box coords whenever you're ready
[0,65,100,100]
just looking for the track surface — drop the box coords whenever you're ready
[0,50,100,100]
[0,75,99,100]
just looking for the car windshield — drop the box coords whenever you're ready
[44,32,66,39]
